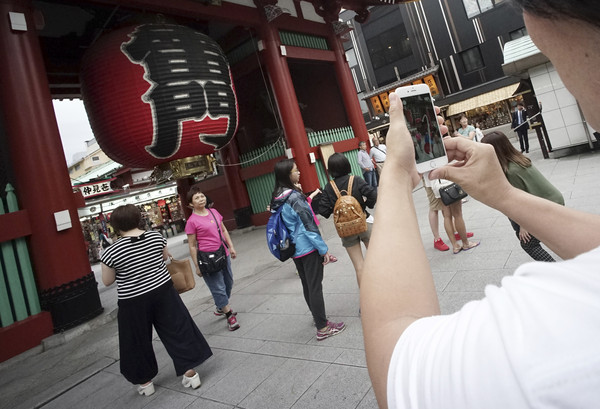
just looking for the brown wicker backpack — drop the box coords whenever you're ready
[330,176,367,238]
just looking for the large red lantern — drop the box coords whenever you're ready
[80,24,238,168]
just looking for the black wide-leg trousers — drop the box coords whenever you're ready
[118,282,212,385]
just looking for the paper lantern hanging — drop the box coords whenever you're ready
[80,24,238,168]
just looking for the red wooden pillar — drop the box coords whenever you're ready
[255,10,319,192]
[0,1,102,332]
[328,30,370,145]
[220,141,253,228]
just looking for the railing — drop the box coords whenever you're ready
[240,129,362,213]
[239,139,286,168]
[279,31,329,50]
[0,184,41,328]
[307,126,355,147]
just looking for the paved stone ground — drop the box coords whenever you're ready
[1,135,599,409]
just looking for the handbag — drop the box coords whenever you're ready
[196,209,229,275]
[438,180,468,206]
[166,257,195,294]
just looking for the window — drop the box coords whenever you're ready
[463,0,503,18]
[460,46,484,73]
[367,26,412,70]
[509,27,528,40]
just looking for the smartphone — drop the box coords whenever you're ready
[394,84,448,174]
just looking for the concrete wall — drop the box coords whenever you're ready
[529,62,591,149]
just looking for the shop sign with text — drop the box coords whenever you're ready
[74,178,116,199]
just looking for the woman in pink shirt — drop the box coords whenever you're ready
[185,185,240,331]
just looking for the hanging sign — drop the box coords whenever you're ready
[74,178,116,199]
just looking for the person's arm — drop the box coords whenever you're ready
[101,263,116,286]
[467,129,476,141]
[361,92,441,409]
[357,177,377,208]
[317,185,334,218]
[220,222,236,259]
[187,234,201,276]
[429,137,600,259]
[163,246,171,260]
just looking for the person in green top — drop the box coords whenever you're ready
[482,131,564,261]
[453,114,476,141]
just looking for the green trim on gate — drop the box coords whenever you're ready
[0,184,42,328]
[239,140,285,168]
[226,38,259,66]
[245,173,276,214]
[307,126,354,147]
[279,31,329,50]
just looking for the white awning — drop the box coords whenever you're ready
[71,160,123,185]
[446,83,520,117]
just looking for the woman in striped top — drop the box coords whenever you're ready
[101,204,212,397]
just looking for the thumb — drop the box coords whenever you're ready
[429,165,454,181]
[388,92,405,121]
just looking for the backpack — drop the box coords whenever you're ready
[330,176,367,238]
[266,196,296,261]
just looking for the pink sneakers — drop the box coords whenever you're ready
[434,238,449,251]
[317,321,346,341]
[227,314,240,331]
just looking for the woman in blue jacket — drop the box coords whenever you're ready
[270,159,346,341]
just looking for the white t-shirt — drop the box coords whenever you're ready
[388,245,600,408]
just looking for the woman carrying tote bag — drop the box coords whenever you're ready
[101,204,212,397]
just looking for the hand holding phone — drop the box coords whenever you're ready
[394,84,448,175]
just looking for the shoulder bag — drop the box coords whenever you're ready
[196,209,228,275]
[435,179,468,206]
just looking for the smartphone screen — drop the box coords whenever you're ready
[400,93,446,165]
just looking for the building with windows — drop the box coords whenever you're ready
[342,0,531,137]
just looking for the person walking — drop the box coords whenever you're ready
[369,136,387,174]
[270,159,345,341]
[358,140,377,188]
[511,102,530,153]
[100,204,212,397]
[482,131,564,261]
[319,153,377,286]
[185,186,240,331]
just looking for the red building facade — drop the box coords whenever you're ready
[0,0,396,361]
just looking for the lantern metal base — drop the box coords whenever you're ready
[39,272,104,333]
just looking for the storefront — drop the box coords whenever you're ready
[444,82,521,132]
[77,184,184,263]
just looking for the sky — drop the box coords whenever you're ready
[53,99,95,166]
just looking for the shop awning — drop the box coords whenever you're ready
[71,160,123,185]
[445,83,520,116]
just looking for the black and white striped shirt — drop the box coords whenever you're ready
[100,230,170,300]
